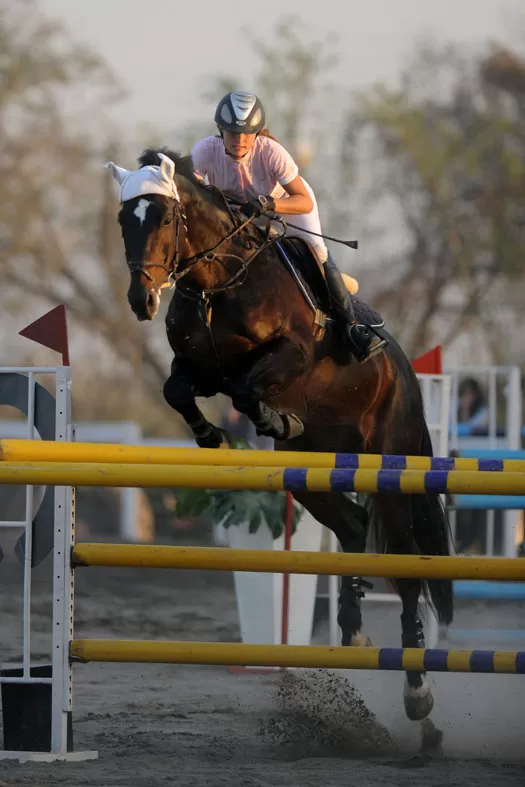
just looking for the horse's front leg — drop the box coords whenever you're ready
[230,337,306,441]
[163,358,228,448]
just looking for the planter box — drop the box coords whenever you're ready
[227,509,322,645]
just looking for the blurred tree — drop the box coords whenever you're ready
[248,16,338,168]
[172,77,242,151]
[246,16,362,251]
[0,1,187,433]
[346,40,525,360]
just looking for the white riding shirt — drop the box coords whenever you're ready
[190,135,329,263]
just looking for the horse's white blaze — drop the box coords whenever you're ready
[133,199,151,225]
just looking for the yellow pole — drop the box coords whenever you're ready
[69,639,523,674]
[2,462,525,494]
[2,439,525,473]
[72,543,525,581]
[67,639,400,668]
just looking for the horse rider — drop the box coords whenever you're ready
[190,91,386,363]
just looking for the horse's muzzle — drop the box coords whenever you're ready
[128,285,160,322]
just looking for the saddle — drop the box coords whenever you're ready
[228,201,385,339]
[274,237,385,336]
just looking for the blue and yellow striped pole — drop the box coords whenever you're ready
[69,639,525,674]
[1,462,525,494]
[1,439,525,473]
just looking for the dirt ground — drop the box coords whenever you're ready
[0,539,524,787]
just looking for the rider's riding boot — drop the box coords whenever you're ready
[323,253,387,363]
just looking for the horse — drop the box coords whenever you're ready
[106,147,453,722]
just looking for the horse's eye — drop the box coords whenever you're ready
[163,217,173,227]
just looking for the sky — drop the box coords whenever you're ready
[38,0,524,136]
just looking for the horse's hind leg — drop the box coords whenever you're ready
[398,578,433,721]
[292,490,372,646]
[371,494,434,721]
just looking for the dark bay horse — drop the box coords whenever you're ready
[106,147,453,721]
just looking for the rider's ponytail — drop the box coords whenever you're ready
[258,128,279,142]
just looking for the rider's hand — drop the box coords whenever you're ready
[243,195,276,218]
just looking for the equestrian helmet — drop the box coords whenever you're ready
[215,91,265,134]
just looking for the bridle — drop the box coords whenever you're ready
[126,187,285,296]
[126,197,186,291]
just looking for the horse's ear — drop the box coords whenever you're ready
[158,152,176,184]
[104,161,131,185]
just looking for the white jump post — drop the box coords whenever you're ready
[0,307,97,761]
[51,365,74,758]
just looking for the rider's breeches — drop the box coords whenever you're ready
[283,178,329,265]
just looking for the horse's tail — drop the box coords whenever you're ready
[411,423,454,625]
[366,421,454,626]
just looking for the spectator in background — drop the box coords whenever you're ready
[457,377,489,430]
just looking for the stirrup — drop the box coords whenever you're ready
[347,324,387,363]
[367,334,388,359]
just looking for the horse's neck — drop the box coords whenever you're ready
[178,179,246,291]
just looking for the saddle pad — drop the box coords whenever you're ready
[351,297,384,329]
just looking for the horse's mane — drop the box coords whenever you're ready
[138,147,201,187]
[137,147,236,244]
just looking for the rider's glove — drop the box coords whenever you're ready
[243,194,276,218]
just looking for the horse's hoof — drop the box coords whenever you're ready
[283,413,304,440]
[195,426,230,449]
[403,678,434,721]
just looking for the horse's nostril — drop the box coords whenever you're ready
[146,289,160,316]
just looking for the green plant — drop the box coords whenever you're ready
[174,441,303,539]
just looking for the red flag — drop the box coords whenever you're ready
[412,345,442,375]
[19,305,70,366]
